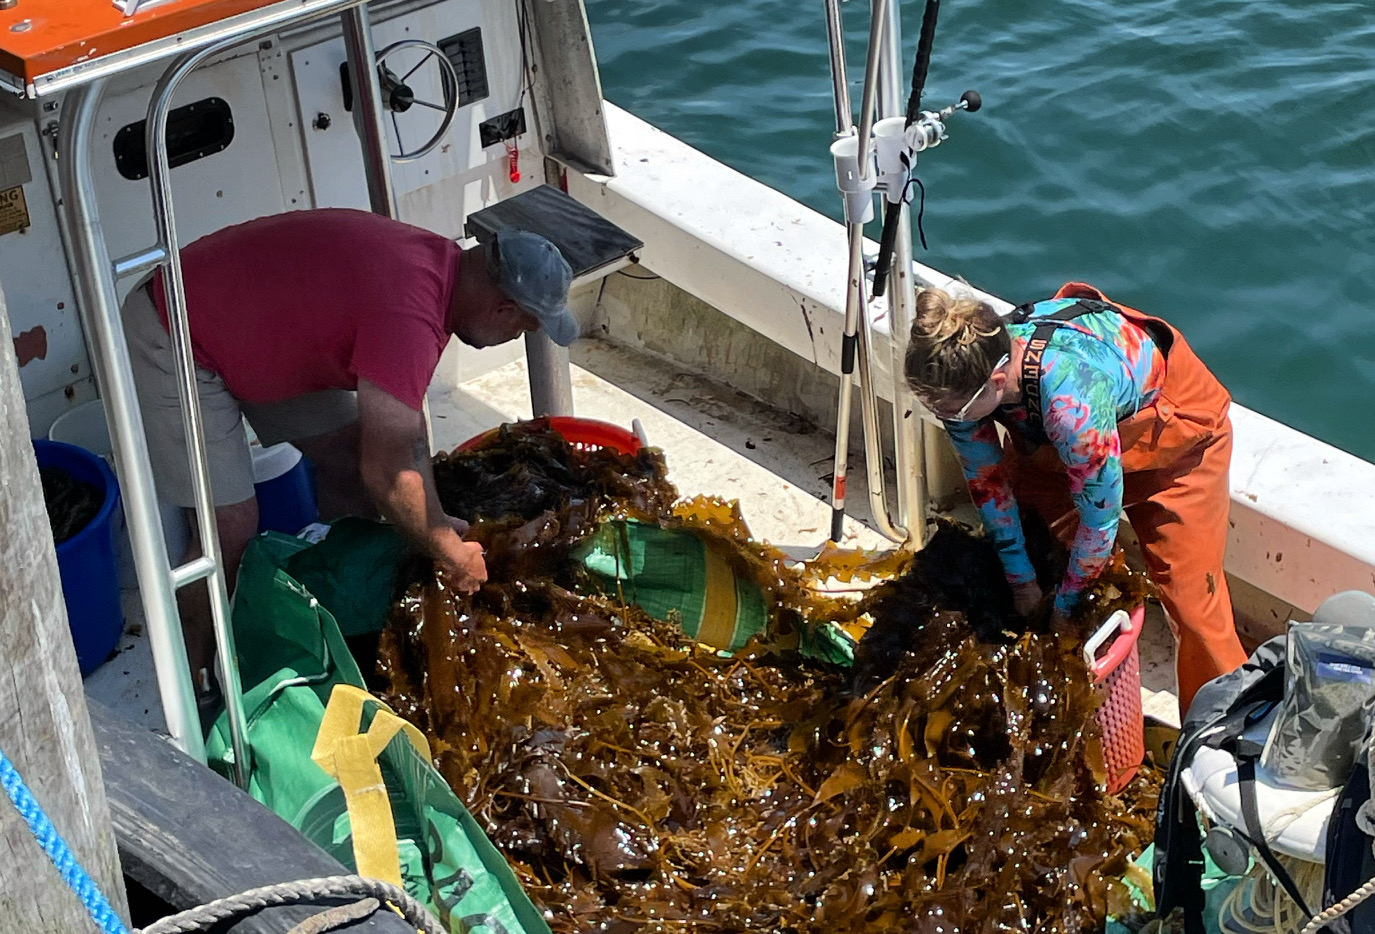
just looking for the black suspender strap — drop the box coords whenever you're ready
[1021,321,1055,438]
[1236,749,1314,920]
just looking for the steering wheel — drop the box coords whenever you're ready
[374,39,459,162]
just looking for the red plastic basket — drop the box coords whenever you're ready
[1085,604,1146,794]
[455,416,644,456]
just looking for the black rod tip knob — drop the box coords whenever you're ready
[960,90,982,113]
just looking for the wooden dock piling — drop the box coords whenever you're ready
[1,283,129,930]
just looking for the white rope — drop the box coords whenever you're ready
[1215,853,1375,934]
[1217,856,1323,934]
[1257,788,1340,847]
[1298,873,1375,934]
[135,876,445,934]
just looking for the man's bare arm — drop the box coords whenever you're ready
[356,379,486,590]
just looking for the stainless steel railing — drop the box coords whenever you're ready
[57,0,394,782]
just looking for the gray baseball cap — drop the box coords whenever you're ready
[486,230,577,346]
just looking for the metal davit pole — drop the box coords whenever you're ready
[140,0,382,786]
[876,0,927,548]
[58,80,205,763]
[342,3,398,218]
[826,0,973,546]
[526,332,575,417]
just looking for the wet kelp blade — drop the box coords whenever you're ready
[375,425,1158,932]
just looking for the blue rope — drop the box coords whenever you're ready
[0,746,131,934]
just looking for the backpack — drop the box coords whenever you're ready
[1153,637,1290,930]
[1323,741,1375,933]
[1154,632,1375,931]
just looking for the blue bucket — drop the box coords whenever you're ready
[33,439,124,676]
[252,442,319,535]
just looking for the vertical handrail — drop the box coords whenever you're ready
[145,44,259,787]
[57,80,206,762]
[58,0,383,780]
[138,0,389,785]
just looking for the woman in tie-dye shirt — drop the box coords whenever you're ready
[903,283,1247,712]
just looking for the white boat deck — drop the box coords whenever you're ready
[84,337,1184,738]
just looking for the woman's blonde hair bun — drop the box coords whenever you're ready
[904,287,1010,399]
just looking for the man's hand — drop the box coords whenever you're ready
[438,515,482,592]
[1012,580,1043,616]
[435,534,487,593]
[358,380,487,591]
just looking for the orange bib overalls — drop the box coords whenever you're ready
[1007,282,1248,713]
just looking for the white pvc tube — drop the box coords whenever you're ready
[830,135,876,225]
[873,116,908,204]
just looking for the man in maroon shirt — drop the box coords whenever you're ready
[122,209,574,694]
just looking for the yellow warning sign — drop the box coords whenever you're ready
[0,185,30,236]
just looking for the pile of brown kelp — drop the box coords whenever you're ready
[375,422,1158,933]
[40,466,103,543]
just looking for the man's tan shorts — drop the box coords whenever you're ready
[122,281,356,508]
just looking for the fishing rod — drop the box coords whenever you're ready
[870,1,985,297]
[871,0,939,300]
[871,88,983,300]
[825,0,981,544]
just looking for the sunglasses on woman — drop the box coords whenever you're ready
[926,353,1010,421]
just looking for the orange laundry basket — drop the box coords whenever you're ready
[456,416,645,456]
[1085,605,1146,794]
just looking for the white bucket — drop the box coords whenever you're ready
[48,400,191,585]
[251,441,303,484]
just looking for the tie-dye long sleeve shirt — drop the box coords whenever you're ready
[943,299,1167,616]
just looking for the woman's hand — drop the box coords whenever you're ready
[1011,580,1044,616]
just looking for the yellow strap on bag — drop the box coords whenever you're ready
[696,546,740,650]
[311,684,433,887]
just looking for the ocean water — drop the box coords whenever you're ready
[586,0,1375,461]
